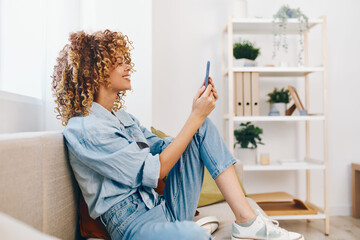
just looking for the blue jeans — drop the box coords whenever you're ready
[100,118,237,240]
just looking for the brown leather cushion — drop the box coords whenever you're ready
[78,194,110,240]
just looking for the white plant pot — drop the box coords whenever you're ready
[235,146,257,165]
[234,58,257,67]
[233,0,248,18]
[270,103,287,116]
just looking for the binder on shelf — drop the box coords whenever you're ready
[234,72,244,116]
[243,72,252,116]
[251,72,260,116]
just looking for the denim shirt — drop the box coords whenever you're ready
[63,102,173,219]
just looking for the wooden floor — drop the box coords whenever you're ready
[279,216,360,240]
[196,202,360,239]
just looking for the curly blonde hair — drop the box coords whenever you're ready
[52,29,134,126]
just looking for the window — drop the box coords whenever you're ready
[0,0,46,99]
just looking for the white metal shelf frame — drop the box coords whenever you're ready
[221,16,329,235]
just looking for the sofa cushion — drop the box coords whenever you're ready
[79,194,110,240]
[0,131,79,240]
[0,132,44,231]
[41,132,79,239]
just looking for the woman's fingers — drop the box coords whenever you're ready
[197,77,218,101]
[202,84,213,97]
[194,85,206,101]
[212,88,219,100]
[208,77,218,101]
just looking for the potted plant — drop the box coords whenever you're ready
[234,122,264,165]
[272,5,309,66]
[267,87,291,116]
[233,39,260,67]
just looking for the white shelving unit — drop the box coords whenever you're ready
[221,16,329,234]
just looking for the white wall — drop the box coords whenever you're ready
[80,0,153,128]
[152,0,360,216]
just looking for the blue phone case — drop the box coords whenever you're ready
[205,61,210,87]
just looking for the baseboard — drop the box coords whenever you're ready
[329,205,352,216]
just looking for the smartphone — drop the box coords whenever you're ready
[205,61,210,87]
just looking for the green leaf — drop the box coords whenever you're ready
[234,122,264,149]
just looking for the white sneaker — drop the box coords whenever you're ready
[231,212,304,240]
[196,216,219,235]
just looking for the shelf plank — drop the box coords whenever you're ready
[242,161,325,171]
[229,18,323,34]
[224,67,324,77]
[231,115,325,122]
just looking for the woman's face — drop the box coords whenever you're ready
[108,55,132,92]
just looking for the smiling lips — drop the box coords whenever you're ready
[123,75,130,80]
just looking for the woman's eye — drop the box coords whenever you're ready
[118,62,123,65]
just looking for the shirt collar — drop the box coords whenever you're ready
[90,102,135,127]
[114,110,136,127]
[90,102,119,123]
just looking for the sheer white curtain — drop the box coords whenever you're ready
[0,0,81,133]
[0,0,152,133]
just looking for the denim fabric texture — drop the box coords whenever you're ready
[64,102,237,239]
[63,102,173,219]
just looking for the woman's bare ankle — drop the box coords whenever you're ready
[235,213,257,224]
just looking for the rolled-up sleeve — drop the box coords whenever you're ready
[142,153,161,188]
[64,126,160,189]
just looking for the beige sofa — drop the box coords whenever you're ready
[0,131,79,239]
[0,131,244,240]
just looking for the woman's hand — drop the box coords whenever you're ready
[191,77,217,121]
[208,77,219,101]
[158,77,218,179]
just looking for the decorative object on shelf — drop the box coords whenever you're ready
[272,5,310,66]
[233,0,248,18]
[247,192,317,216]
[279,61,289,67]
[260,153,270,165]
[288,85,307,115]
[233,39,260,67]
[268,105,280,116]
[285,103,296,116]
[267,87,291,116]
[234,122,264,164]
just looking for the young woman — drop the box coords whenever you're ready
[52,30,304,240]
